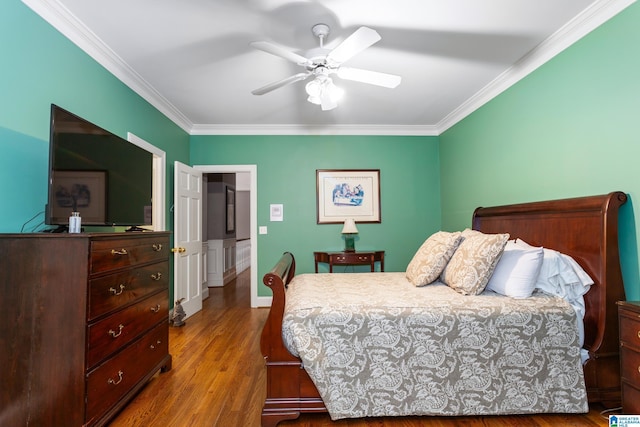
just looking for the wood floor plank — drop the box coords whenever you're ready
[109,269,613,427]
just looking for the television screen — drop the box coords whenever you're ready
[46,104,153,228]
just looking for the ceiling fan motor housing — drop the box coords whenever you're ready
[311,23,330,40]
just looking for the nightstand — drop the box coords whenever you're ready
[618,301,640,414]
[314,251,385,273]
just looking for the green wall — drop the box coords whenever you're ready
[190,135,441,296]
[440,1,640,300]
[4,0,640,302]
[0,1,190,234]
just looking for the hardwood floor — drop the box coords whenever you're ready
[110,269,614,426]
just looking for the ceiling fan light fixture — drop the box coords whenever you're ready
[305,77,323,98]
[251,24,400,109]
[305,75,343,110]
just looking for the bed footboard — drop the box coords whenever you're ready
[260,252,327,427]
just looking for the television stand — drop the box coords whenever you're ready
[126,225,149,232]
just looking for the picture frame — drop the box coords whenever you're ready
[316,169,381,224]
[50,170,107,224]
[226,186,235,233]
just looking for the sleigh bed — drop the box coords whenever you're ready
[260,192,627,427]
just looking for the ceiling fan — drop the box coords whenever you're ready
[250,24,402,111]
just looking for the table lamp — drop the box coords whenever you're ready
[341,218,358,252]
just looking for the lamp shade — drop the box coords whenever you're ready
[341,218,358,234]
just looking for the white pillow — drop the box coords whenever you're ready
[534,247,593,300]
[529,244,593,352]
[485,240,543,298]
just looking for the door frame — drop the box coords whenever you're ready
[195,164,263,308]
[127,133,166,231]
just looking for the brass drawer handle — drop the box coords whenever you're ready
[108,324,124,338]
[152,243,163,252]
[109,284,125,296]
[150,304,161,313]
[151,272,162,281]
[111,248,128,255]
[150,339,162,350]
[637,330,640,339]
[108,370,124,385]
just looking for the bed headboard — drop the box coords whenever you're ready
[472,191,627,404]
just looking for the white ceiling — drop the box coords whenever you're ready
[24,0,632,135]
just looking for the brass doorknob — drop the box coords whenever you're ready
[171,247,186,253]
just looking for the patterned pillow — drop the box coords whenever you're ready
[406,231,463,286]
[441,229,509,295]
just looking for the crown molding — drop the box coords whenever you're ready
[436,0,636,134]
[189,123,439,136]
[21,0,194,133]
[23,0,634,137]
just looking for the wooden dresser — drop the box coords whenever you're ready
[0,232,172,426]
[618,300,640,414]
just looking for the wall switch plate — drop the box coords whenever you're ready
[259,226,268,234]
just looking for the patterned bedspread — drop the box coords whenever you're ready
[282,272,588,420]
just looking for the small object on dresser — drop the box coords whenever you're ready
[171,298,186,327]
[69,211,81,233]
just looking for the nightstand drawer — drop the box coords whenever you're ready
[621,345,640,385]
[620,312,640,350]
[314,250,385,273]
[618,301,640,414]
[621,381,640,414]
[333,253,373,264]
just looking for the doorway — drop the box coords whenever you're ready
[195,165,260,308]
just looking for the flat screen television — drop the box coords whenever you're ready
[45,104,153,229]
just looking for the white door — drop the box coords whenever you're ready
[173,161,203,318]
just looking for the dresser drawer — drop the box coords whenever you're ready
[620,311,640,350]
[86,321,169,422]
[90,236,169,274]
[88,262,168,320]
[87,290,168,368]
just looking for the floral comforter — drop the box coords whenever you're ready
[282,272,588,420]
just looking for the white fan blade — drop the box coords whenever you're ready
[337,67,401,88]
[250,41,312,67]
[326,27,381,65]
[251,72,312,95]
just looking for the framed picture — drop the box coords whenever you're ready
[316,169,381,224]
[51,170,107,224]
[226,186,235,233]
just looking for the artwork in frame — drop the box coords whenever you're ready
[50,170,107,224]
[226,186,235,233]
[316,169,381,224]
